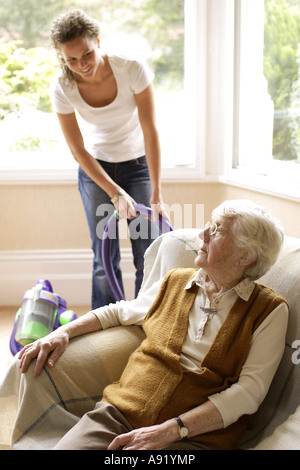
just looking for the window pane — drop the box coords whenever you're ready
[234,0,300,173]
[0,0,186,170]
[264,0,300,163]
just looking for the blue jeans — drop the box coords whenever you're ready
[78,156,158,309]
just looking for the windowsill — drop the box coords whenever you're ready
[1,161,299,205]
[0,168,79,185]
[0,164,207,185]
[1,165,300,206]
[220,165,300,203]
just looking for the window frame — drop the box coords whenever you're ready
[0,0,206,184]
[0,0,208,185]
[225,0,300,201]
[1,0,300,204]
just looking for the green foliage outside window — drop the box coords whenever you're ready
[264,0,300,161]
[1,0,299,162]
[0,41,56,119]
[0,0,184,154]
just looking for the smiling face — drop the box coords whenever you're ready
[60,35,101,81]
[195,215,245,285]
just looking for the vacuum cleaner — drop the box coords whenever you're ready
[10,204,173,355]
[10,279,77,356]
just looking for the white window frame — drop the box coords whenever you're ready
[0,0,234,186]
[1,0,299,205]
[0,0,209,185]
[222,0,300,202]
[161,0,207,182]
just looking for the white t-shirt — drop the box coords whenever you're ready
[50,55,154,162]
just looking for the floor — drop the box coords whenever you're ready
[0,304,89,450]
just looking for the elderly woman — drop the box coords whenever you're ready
[18,200,288,450]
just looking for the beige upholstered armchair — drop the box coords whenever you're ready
[1,229,299,450]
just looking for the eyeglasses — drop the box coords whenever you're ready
[204,222,218,236]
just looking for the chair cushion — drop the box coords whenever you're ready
[253,405,300,450]
[241,236,300,448]
[141,229,200,293]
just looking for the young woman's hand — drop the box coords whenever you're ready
[114,191,137,219]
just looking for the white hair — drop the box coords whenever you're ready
[212,200,284,280]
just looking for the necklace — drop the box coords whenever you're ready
[200,307,218,314]
[195,306,218,341]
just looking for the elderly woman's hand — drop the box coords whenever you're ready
[107,420,179,450]
[18,326,70,377]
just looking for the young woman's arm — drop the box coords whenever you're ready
[56,112,136,218]
[135,85,168,220]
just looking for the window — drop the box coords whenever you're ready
[0,0,193,177]
[231,0,300,199]
[2,0,299,199]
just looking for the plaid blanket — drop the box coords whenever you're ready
[0,326,144,449]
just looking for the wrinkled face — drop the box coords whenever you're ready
[60,35,101,80]
[195,216,243,279]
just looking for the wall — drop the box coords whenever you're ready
[0,184,90,250]
[0,181,299,305]
[0,181,222,251]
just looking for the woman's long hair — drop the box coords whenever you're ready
[50,9,100,85]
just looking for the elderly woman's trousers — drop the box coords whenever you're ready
[53,402,209,450]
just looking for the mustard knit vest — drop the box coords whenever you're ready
[102,268,286,449]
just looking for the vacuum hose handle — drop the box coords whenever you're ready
[102,204,173,302]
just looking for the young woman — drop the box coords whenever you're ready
[50,9,167,308]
